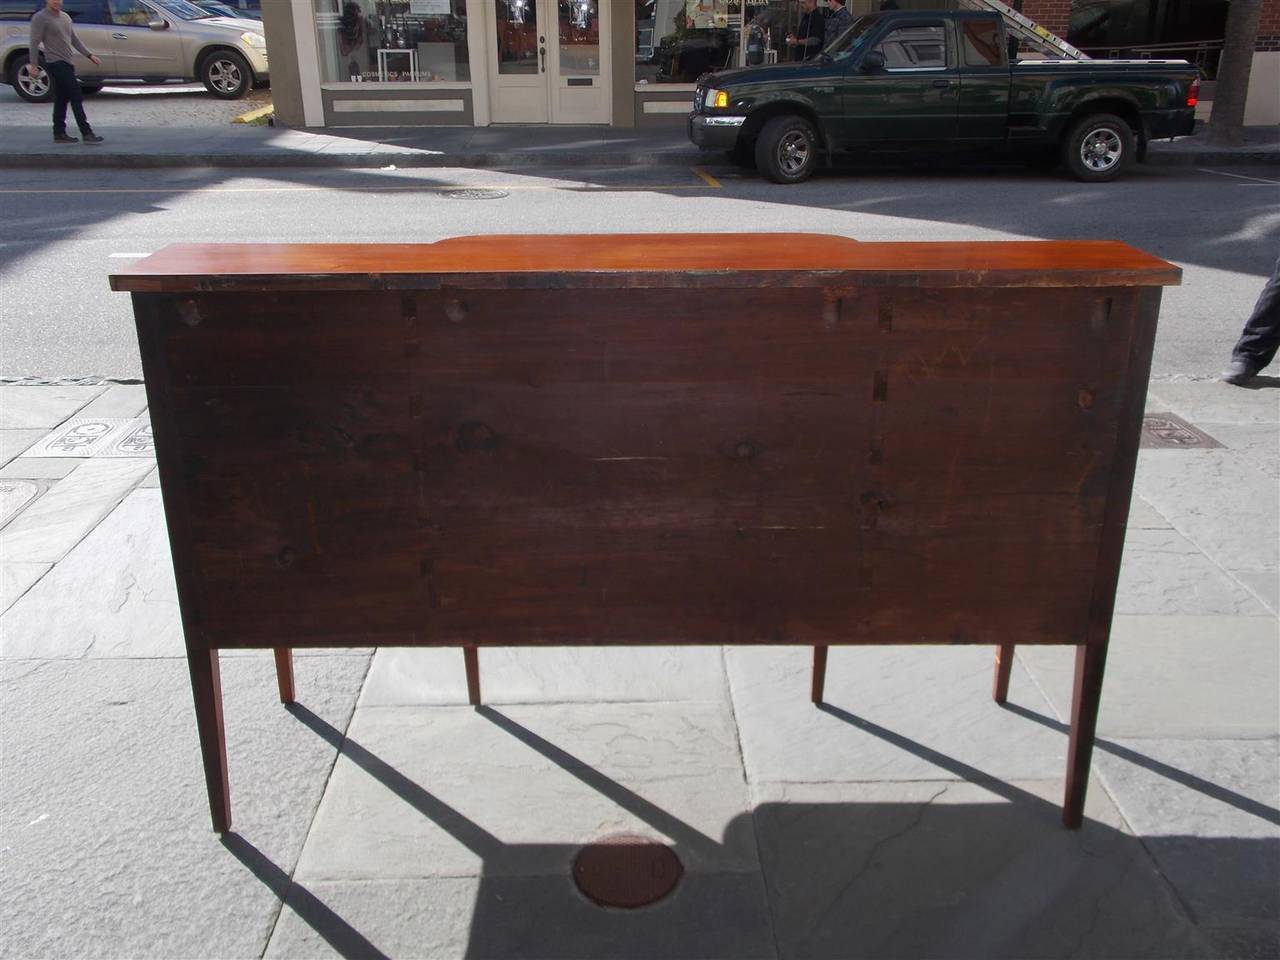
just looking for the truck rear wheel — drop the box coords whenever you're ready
[755,115,819,184]
[1063,113,1134,183]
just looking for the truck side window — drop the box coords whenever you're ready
[961,19,1002,66]
[873,24,946,69]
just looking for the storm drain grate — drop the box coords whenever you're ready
[441,188,510,200]
[1141,413,1222,449]
[573,833,683,908]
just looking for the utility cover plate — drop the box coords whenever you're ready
[1141,413,1222,449]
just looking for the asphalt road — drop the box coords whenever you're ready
[1,160,1277,380]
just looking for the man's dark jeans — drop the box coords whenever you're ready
[1232,254,1280,372]
[46,60,90,136]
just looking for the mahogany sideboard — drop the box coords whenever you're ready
[110,235,1180,833]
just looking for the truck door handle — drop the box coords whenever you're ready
[112,32,127,39]
[932,79,951,87]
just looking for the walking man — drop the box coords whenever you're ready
[1221,253,1280,386]
[823,0,852,48]
[27,0,104,144]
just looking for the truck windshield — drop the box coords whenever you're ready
[824,14,882,61]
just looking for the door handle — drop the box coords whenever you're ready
[539,46,546,72]
[112,32,127,39]
[932,79,951,87]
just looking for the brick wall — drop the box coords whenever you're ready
[1260,0,1280,51]
[1021,0,1280,53]
[1020,0,1072,39]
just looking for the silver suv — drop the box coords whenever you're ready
[1,0,268,100]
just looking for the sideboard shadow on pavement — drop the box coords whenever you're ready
[109,235,1181,833]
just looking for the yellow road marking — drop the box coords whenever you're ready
[692,166,722,188]
[232,103,274,124]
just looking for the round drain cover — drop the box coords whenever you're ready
[441,188,509,200]
[573,834,683,908]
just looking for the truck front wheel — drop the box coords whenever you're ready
[755,115,819,184]
[1063,113,1135,183]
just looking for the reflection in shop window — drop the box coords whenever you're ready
[314,0,470,83]
[495,0,538,74]
[636,0,808,84]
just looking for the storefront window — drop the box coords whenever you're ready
[635,0,803,84]
[314,0,470,83]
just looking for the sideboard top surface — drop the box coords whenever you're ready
[109,236,1182,293]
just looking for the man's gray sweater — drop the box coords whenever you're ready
[29,7,93,68]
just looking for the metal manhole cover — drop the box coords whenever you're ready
[441,188,509,200]
[573,833,683,908]
[1141,413,1222,449]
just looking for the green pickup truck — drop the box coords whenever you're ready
[687,10,1199,183]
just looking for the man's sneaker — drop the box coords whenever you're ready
[1220,358,1259,386]
[53,132,78,144]
[81,132,104,144]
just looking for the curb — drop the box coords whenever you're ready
[0,147,1272,170]
[0,149,707,169]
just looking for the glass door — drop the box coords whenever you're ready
[546,0,610,123]
[488,0,610,123]
[489,0,547,122]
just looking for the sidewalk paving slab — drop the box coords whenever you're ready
[360,646,730,706]
[1017,615,1280,740]
[1091,737,1280,960]
[725,646,1069,783]
[750,778,1211,960]
[0,654,370,960]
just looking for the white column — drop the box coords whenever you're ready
[291,0,326,127]
[467,0,492,125]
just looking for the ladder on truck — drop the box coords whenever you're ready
[955,0,1090,60]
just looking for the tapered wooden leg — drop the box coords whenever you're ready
[464,645,481,706]
[1063,644,1108,829]
[188,650,231,832]
[992,643,1015,704]
[274,648,295,704]
[811,645,829,704]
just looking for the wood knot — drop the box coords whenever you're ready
[176,299,201,327]
[275,546,295,569]
[732,440,758,461]
[455,421,498,453]
[859,490,894,510]
[1077,389,1095,411]
[444,299,468,323]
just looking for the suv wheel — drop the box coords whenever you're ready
[1063,113,1134,183]
[755,114,819,184]
[200,50,252,99]
[9,55,52,103]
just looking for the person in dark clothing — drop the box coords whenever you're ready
[28,0,103,144]
[786,0,825,61]
[1221,253,1280,386]
[823,0,852,48]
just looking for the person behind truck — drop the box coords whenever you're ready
[786,0,825,61]
[823,0,852,48]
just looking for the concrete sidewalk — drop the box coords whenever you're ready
[0,120,1276,169]
[1,379,1277,959]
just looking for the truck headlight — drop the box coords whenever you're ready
[240,32,266,48]
[705,87,730,109]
